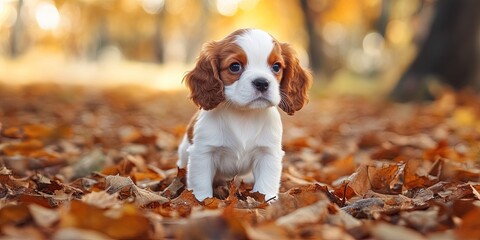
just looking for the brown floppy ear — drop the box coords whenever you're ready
[279,43,313,115]
[183,42,224,110]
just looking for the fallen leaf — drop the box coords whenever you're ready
[404,159,437,189]
[471,184,480,200]
[28,204,60,228]
[265,184,328,219]
[61,200,150,239]
[82,191,123,209]
[53,228,113,240]
[276,199,331,229]
[348,165,370,196]
[341,198,384,218]
[105,175,134,194]
[23,124,52,139]
[2,127,23,138]
[245,222,290,240]
[401,207,443,233]
[0,204,31,230]
[132,185,169,206]
[2,139,44,156]
[174,213,248,240]
[160,168,186,198]
[71,149,106,180]
[370,223,427,240]
[455,206,480,239]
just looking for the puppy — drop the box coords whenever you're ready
[177,29,312,201]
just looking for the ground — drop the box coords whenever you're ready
[0,84,479,239]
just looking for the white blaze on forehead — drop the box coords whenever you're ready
[234,29,274,68]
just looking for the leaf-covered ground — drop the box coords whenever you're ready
[0,84,479,239]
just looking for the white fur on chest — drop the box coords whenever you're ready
[191,105,283,178]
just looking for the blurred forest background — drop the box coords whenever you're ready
[0,0,478,99]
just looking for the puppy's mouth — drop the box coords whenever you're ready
[247,97,274,107]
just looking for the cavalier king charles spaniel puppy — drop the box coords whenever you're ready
[177,29,312,201]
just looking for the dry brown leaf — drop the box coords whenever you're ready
[452,199,477,218]
[203,197,224,209]
[385,132,437,149]
[118,125,142,143]
[132,185,169,206]
[160,168,186,198]
[276,199,331,229]
[175,213,248,240]
[328,208,362,229]
[368,162,402,194]
[358,133,382,149]
[0,166,12,175]
[370,223,427,240]
[1,225,45,240]
[81,191,122,209]
[53,228,113,240]
[28,204,60,228]
[2,126,23,138]
[61,200,150,239]
[404,159,438,189]
[401,208,442,233]
[341,198,384,218]
[455,206,480,239]
[71,149,107,179]
[19,193,62,208]
[370,145,402,160]
[23,124,52,139]
[159,190,201,218]
[105,175,134,194]
[333,181,357,201]
[0,204,31,229]
[245,222,290,240]
[2,139,44,156]
[471,184,480,200]
[235,196,266,209]
[348,165,370,196]
[266,184,328,219]
[321,155,356,184]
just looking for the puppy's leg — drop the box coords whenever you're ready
[186,146,215,201]
[176,135,190,168]
[252,150,284,201]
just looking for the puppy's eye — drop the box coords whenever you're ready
[272,62,281,73]
[229,62,242,73]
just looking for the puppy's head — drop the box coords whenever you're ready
[184,29,312,115]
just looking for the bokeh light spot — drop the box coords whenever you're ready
[216,0,240,16]
[363,32,384,56]
[142,0,165,15]
[35,2,60,30]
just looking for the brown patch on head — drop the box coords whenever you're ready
[268,41,285,82]
[183,29,249,110]
[217,44,247,86]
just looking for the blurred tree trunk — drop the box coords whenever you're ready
[299,0,323,74]
[89,19,109,60]
[10,0,24,58]
[153,12,165,63]
[376,0,391,37]
[391,0,480,101]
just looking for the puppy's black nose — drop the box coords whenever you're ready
[252,78,269,92]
